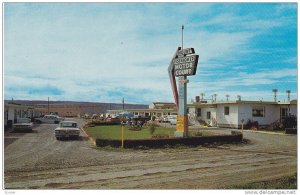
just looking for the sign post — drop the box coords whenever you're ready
[168,49,199,137]
[168,25,199,138]
[121,125,124,148]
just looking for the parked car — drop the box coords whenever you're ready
[168,116,177,125]
[54,121,80,140]
[13,118,33,132]
[35,114,64,124]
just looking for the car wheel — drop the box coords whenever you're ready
[54,121,59,124]
[36,120,41,124]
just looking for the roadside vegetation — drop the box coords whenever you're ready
[229,173,297,189]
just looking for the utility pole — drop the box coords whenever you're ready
[48,97,50,114]
[122,98,125,110]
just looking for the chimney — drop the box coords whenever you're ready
[195,96,200,103]
[237,95,241,101]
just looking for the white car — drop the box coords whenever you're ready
[168,116,177,125]
[54,121,80,140]
[35,114,64,124]
[13,118,33,132]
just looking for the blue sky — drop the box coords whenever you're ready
[3,3,297,104]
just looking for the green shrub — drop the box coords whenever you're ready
[283,115,297,128]
[245,119,259,129]
[148,122,159,135]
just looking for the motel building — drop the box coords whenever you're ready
[4,103,41,129]
[108,99,297,129]
[188,99,297,129]
[107,102,177,118]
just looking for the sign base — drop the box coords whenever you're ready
[174,131,188,138]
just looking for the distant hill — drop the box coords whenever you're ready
[4,100,149,115]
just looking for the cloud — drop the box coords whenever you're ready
[4,3,297,104]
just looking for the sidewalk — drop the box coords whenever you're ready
[190,124,294,136]
[240,129,291,136]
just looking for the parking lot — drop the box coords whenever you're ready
[4,118,297,189]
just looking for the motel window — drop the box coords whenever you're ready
[252,107,265,117]
[207,112,211,119]
[224,107,229,115]
[196,108,201,117]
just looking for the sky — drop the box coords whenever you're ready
[3,3,298,104]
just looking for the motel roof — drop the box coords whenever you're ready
[188,100,297,107]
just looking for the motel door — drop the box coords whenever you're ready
[280,107,288,123]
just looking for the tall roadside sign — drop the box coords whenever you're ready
[168,46,199,137]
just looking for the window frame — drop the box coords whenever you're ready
[207,111,211,119]
[196,108,201,117]
[224,106,230,115]
[252,106,265,117]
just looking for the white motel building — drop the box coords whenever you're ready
[108,98,297,129]
[188,99,297,129]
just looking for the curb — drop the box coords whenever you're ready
[80,127,97,146]
[234,129,293,136]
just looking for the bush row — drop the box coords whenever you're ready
[95,134,243,148]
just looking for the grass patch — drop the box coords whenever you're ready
[84,125,176,140]
[229,173,297,189]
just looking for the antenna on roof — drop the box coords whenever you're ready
[226,94,230,101]
[286,90,291,102]
[200,93,205,100]
[213,94,217,102]
[272,89,278,102]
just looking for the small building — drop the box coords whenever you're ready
[4,103,40,129]
[188,100,297,128]
[108,102,177,118]
[34,104,81,117]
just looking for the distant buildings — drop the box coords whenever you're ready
[3,101,148,129]
[107,102,177,118]
[4,98,297,130]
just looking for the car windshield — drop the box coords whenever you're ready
[60,122,77,128]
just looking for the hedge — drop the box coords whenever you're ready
[95,134,243,148]
[285,128,297,135]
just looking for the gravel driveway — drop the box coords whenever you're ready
[4,119,297,189]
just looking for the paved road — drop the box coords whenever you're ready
[4,119,297,189]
